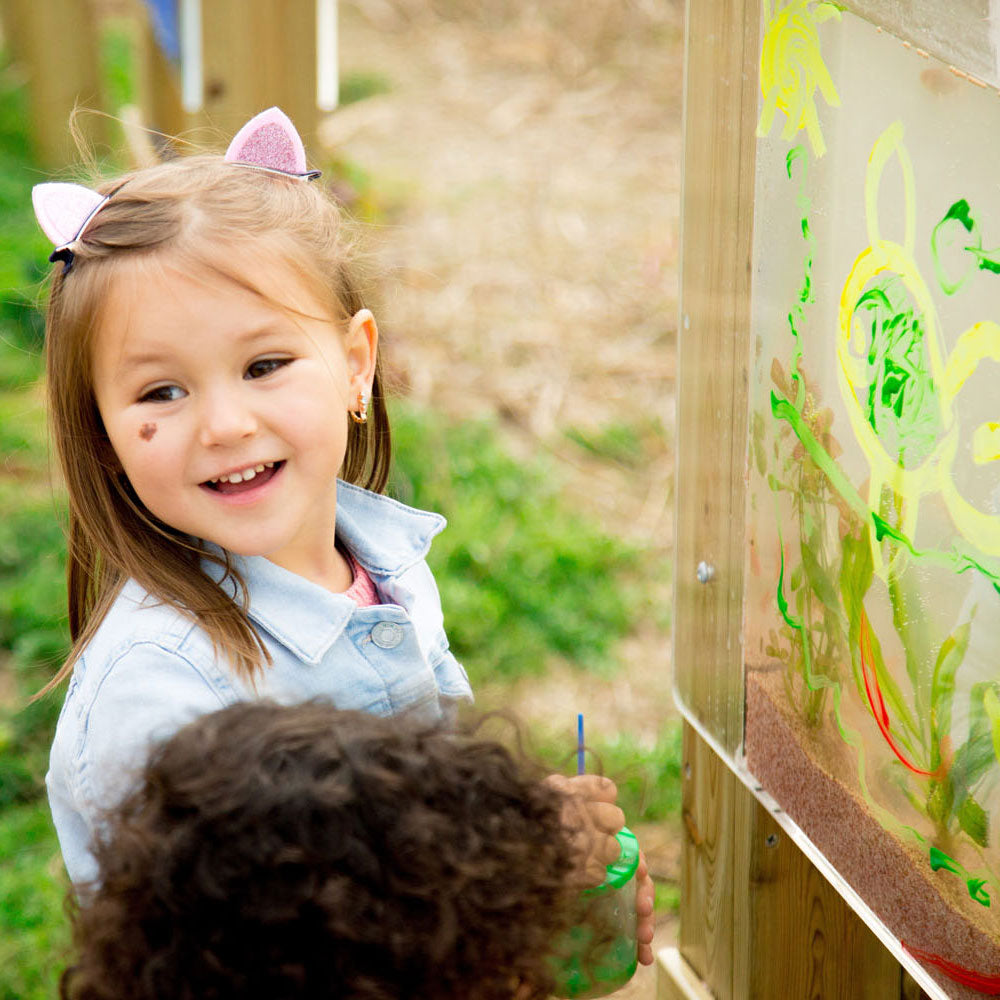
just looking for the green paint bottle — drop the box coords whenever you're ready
[551,826,640,998]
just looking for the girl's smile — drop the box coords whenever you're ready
[91,256,377,589]
[200,460,286,505]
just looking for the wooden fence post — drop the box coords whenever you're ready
[197,0,319,148]
[661,1,925,996]
[0,0,107,168]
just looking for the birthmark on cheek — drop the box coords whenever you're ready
[139,423,158,441]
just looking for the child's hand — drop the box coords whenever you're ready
[547,774,657,967]
[546,773,624,884]
[635,850,656,966]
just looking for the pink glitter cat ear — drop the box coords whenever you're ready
[224,107,321,180]
[32,182,110,263]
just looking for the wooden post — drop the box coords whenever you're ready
[125,0,186,143]
[662,1,928,996]
[0,0,323,167]
[0,0,107,168]
[670,0,758,759]
[198,0,320,148]
[660,728,913,1000]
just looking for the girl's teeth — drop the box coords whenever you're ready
[210,463,275,485]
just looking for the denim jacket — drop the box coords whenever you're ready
[47,480,471,885]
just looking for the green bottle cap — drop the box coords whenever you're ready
[584,826,639,895]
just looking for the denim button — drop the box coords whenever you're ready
[371,621,403,649]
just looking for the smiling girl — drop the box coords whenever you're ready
[32,110,652,965]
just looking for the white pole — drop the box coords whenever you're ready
[316,0,339,112]
[180,0,204,113]
[992,0,1000,87]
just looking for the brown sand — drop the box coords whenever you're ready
[745,665,1000,999]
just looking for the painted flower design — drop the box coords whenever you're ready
[758,0,841,157]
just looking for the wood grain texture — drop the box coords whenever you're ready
[672,0,759,754]
[126,0,186,143]
[200,0,320,147]
[744,808,902,999]
[658,947,716,1000]
[675,724,909,999]
[679,722,739,995]
[0,0,106,168]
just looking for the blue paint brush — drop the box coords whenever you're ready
[577,713,585,775]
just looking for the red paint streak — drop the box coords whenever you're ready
[904,942,1000,994]
[858,608,946,779]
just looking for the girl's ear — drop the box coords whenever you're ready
[345,309,378,395]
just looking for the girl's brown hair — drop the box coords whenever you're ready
[41,156,391,693]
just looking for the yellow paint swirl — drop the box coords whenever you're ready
[836,123,1000,559]
[758,0,841,158]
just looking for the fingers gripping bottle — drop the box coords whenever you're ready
[552,826,641,998]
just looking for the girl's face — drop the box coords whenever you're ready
[90,256,377,582]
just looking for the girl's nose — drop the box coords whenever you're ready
[197,385,258,447]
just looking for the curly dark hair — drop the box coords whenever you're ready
[60,702,580,1000]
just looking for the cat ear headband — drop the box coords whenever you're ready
[32,107,320,273]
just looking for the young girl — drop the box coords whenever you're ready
[33,109,651,960]
[60,700,585,1000]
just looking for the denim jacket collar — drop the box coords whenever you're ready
[202,480,446,664]
[333,480,446,575]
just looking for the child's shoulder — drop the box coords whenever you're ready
[70,578,224,699]
[55,577,236,767]
[93,577,208,651]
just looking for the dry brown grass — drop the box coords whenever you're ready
[328,8,684,984]
[329,0,682,707]
[330,0,681,547]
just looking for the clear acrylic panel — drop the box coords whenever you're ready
[746,3,1000,991]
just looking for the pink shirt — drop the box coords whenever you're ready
[344,553,379,607]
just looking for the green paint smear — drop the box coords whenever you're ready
[777,533,854,743]
[854,276,942,468]
[969,877,991,906]
[930,845,961,874]
[770,392,868,516]
[965,246,1000,274]
[785,145,813,405]
[774,518,905,835]
[872,513,1000,595]
[929,845,991,906]
[931,198,1000,293]
[942,199,976,233]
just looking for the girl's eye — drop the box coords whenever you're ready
[139,384,185,403]
[245,358,290,380]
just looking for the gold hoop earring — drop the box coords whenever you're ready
[350,391,369,425]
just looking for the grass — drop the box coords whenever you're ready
[0,802,71,1000]
[389,405,641,685]
[564,417,668,469]
[339,70,392,106]
[527,722,683,824]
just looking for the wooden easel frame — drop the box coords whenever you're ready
[656,1,986,996]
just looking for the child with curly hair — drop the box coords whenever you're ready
[60,701,603,1000]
